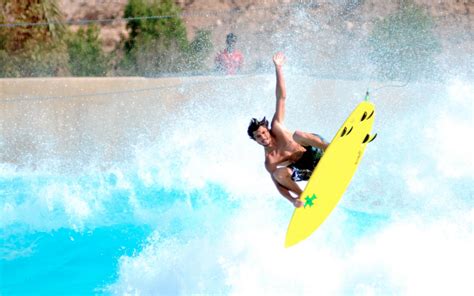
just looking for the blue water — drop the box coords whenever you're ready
[1,225,151,295]
[0,169,240,294]
[1,78,473,295]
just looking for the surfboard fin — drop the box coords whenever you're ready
[340,126,354,137]
[362,133,377,144]
[366,110,374,120]
[369,133,377,143]
[347,126,353,135]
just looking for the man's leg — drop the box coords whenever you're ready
[293,131,329,151]
[272,167,302,196]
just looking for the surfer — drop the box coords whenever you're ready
[247,52,329,208]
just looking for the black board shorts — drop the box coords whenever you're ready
[288,134,325,182]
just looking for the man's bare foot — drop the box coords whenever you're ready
[292,199,303,208]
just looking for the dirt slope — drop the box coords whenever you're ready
[59,0,472,74]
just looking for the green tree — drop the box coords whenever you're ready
[120,0,212,75]
[367,0,441,81]
[185,29,213,72]
[0,0,69,77]
[66,25,110,76]
[120,0,187,75]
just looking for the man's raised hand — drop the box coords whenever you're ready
[273,52,286,67]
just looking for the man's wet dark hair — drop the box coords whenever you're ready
[226,33,237,46]
[247,117,269,140]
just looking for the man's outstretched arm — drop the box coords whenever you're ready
[272,52,287,125]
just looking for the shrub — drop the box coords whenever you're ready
[185,29,213,73]
[367,0,441,81]
[66,25,110,76]
[0,39,69,77]
[119,0,186,75]
[120,0,212,75]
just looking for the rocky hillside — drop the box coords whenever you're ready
[59,0,473,75]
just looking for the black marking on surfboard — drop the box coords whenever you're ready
[362,133,377,144]
[340,127,347,137]
[362,134,370,144]
[340,126,353,137]
[361,111,367,121]
[346,126,353,135]
[367,110,374,120]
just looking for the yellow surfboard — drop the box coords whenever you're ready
[285,100,376,247]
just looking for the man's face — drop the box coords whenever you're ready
[253,126,271,146]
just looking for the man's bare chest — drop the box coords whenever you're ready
[265,142,305,169]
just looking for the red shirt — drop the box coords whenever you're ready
[215,49,244,75]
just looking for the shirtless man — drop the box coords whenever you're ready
[247,52,329,207]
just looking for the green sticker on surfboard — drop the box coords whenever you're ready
[285,101,376,247]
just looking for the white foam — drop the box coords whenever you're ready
[107,198,473,295]
[423,80,474,178]
[2,76,473,294]
[105,77,474,294]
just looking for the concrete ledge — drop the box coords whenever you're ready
[0,76,443,170]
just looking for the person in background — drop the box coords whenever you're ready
[215,33,244,75]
